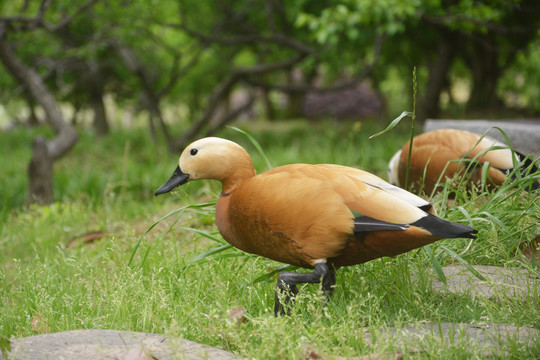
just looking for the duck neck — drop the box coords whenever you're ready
[221,164,256,195]
[221,176,253,195]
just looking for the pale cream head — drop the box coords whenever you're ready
[179,137,256,192]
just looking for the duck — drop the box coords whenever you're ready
[388,129,539,195]
[156,137,477,315]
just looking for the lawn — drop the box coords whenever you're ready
[1,119,539,359]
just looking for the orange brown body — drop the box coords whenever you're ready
[388,129,538,194]
[215,163,444,269]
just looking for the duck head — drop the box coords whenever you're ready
[155,137,256,196]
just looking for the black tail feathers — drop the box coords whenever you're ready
[412,214,477,239]
[511,152,540,191]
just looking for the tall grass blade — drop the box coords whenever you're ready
[229,126,273,170]
[454,206,474,226]
[405,67,418,189]
[0,336,10,358]
[182,250,256,274]
[190,244,233,263]
[253,264,296,283]
[179,227,228,245]
[128,202,216,266]
[478,211,508,232]
[369,111,412,139]
[424,245,447,284]
[480,161,491,190]
[370,67,417,188]
[439,245,486,281]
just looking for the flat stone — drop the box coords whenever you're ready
[1,329,242,360]
[424,119,540,156]
[366,322,539,349]
[429,265,538,299]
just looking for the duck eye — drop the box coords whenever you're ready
[190,148,198,156]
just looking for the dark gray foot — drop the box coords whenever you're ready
[274,262,336,316]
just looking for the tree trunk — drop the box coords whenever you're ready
[28,136,54,204]
[283,69,306,118]
[0,30,78,204]
[418,39,454,121]
[260,88,276,120]
[87,62,109,136]
[24,97,40,126]
[90,93,109,136]
[467,40,502,111]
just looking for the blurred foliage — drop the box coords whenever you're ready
[498,34,540,112]
[1,0,539,128]
[296,0,420,42]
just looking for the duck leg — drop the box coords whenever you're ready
[274,262,336,316]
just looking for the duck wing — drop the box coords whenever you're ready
[316,164,436,219]
[315,164,476,238]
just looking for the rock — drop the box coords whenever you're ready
[303,83,384,120]
[424,119,540,156]
[334,351,403,360]
[429,265,538,299]
[0,329,242,360]
[365,322,539,350]
[115,347,158,360]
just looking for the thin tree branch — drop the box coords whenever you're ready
[421,13,540,35]
[0,0,98,33]
[46,0,98,32]
[233,54,309,76]
[157,46,206,99]
[244,35,385,94]
[173,52,311,150]
[112,42,173,144]
[205,95,256,137]
[173,73,239,150]
[165,23,317,55]
[0,29,78,160]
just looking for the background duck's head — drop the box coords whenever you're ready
[155,137,255,195]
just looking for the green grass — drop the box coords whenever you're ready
[1,119,539,359]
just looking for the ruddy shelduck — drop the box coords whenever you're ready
[388,129,539,194]
[156,137,477,315]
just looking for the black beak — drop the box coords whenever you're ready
[155,165,189,196]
